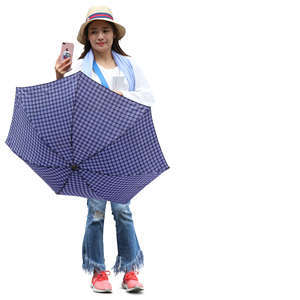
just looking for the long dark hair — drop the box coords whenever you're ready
[78,21,130,59]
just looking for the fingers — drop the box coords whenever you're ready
[61,59,72,71]
[55,57,72,75]
[59,57,72,68]
[112,90,122,95]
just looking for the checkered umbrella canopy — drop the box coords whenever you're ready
[5,71,169,204]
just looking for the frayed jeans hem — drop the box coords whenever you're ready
[82,255,106,274]
[112,250,144,276]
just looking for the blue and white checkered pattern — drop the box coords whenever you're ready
[5,71,170,203]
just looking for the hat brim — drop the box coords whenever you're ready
[77,19,126,44]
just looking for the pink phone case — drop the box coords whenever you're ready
[59,42,74,64]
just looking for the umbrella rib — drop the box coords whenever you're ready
[69,72,80,165]
[8,147,68,169]
[18,97,70,166]
[77,170,102,196]
[8,147,71,195]
[57,170,72,195]
[79,167,165,177]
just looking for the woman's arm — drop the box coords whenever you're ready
[121,58,156,106]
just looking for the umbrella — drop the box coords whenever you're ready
[5,71,170,204]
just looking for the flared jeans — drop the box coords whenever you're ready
[82,197,144,275]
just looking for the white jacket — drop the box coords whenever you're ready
[64,56,155,106]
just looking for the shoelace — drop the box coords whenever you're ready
[124,270,139,282]
[93,270,111,284]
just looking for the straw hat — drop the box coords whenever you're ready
[77,5,126,44]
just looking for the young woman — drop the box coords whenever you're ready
[54,5,155,293]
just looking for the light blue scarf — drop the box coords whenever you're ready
[81,48,135,91]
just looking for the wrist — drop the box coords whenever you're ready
[55,71,63,80]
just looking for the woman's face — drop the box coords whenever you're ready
[87,20,116,53]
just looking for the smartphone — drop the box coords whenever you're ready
[59,42,74,69]
[112,76,127,90]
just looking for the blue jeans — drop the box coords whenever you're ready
[82,197,144,275]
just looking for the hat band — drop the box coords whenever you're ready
[87,12,114,21]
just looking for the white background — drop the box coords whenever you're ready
[1,0,300,299]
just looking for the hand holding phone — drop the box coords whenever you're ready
[55,42,74,79]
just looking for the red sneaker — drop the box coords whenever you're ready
[122,271,144,293]
[90,270,112,293]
